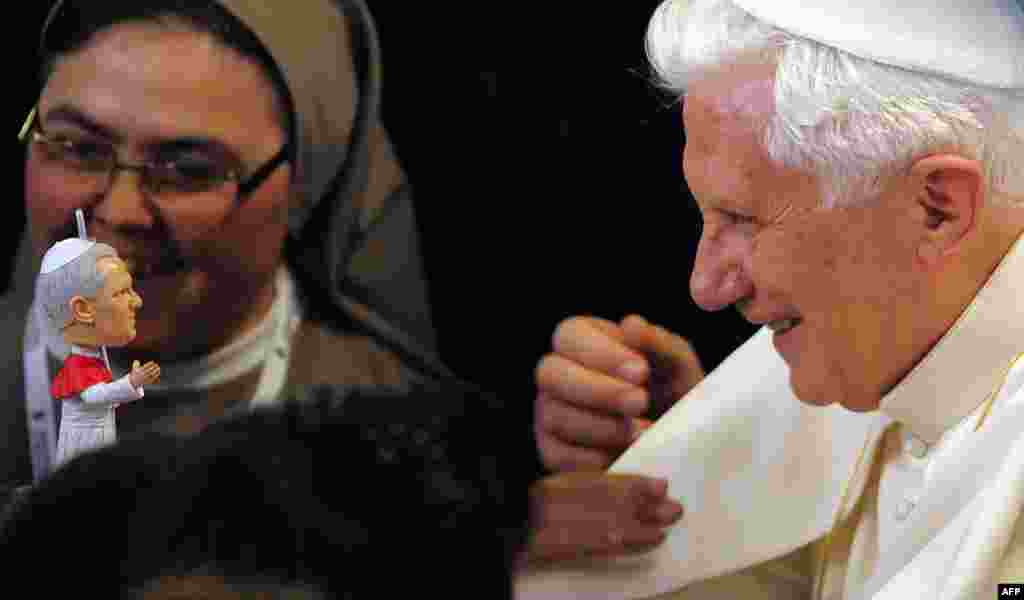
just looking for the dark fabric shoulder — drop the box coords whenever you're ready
[283,316,425,393]
[0,295,32,492]
[0,236,49,492]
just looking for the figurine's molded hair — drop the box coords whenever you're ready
[36,240,119,333]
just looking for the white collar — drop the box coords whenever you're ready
[141,267,300,392]
[68,344,102,359]
[880,232,1024,444]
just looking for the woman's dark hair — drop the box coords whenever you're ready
[39,0,295,157]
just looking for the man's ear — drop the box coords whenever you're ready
[910,154,983,267]
[69,296,95,326]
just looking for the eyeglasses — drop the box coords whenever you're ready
[18,106,291,202]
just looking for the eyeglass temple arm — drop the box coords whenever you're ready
[18,106,37,143]
[237,143,292,198]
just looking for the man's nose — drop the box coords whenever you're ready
[689,232,753,311]
[91,169,157,230]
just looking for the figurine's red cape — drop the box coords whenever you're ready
[51,354,112,400]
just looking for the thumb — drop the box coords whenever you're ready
[608,473,669,503]
[621,316,704,397]
[630,418,653,442]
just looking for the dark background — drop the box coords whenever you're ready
[371,3,757,401]
[9,2,757,407]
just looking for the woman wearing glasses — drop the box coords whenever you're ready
[4,0,449,485]
[1,0,685,578]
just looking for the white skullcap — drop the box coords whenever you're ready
[40,238,95,274]
[732,0,1024,89]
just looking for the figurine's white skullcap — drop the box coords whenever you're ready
[40,238,95,274]
[732,0,1024,89]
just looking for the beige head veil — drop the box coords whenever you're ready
[37,0,453,381]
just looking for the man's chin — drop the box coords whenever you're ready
[789,374,837,408]
[791,377,882,412]
[115,333,158,353]
[112,321,179,360]
[792,390,836,408]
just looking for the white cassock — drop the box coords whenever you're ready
[517,233,1024,599]
[55,345,144,467]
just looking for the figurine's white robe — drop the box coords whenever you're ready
[517,235,1023,600]
[55,345,144,467]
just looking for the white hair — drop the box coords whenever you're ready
[36,242,119,334]
[646,0,1024,208]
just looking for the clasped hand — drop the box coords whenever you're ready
[525,315,704,563]
[129,360,161,389]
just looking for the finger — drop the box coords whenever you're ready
[621,316,702,379]
[621,315,704,400]
[620,476,684,526]
[636,497,685,526]
[585,528,668,559]
[537,431,614,473]
[537,392,637,450]
[574,316,627,342]
[630,418,653,443]
[536,354,648,417]
[604,472,669,499]
[552,317,650,386]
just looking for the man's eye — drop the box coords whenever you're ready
[149,158,231,192]
[716,209,755,225]
[734,213,761,227]
[45,138,112,167]
[70,141,109,159]
[173,160,224,180]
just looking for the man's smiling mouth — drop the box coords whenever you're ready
[767,318,802,334]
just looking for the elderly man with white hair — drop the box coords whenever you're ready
[522,0,1023,598]
[38,238,160,466]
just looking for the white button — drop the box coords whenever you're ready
[905,434,929,459]
[895,497,917,521]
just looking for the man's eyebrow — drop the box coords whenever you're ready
[155,138,235,157]
[42,104,237,158]
[42,105,119,141]
[706,190,754,213]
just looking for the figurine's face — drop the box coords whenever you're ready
[73,256,143,347]
[27,22,292,361]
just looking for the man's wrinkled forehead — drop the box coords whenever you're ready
[685,62,777,126]
[683,65,778,175]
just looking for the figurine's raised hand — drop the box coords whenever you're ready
[129,360,161,389]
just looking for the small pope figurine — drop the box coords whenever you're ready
[37,238,161,466]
